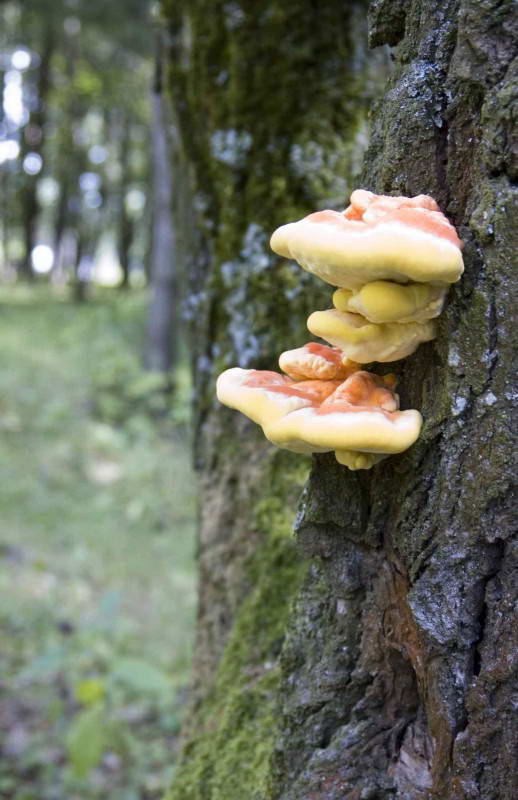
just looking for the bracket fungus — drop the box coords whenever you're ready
[278,342,358,381]
[217,189,463,469]
[216,367,340,431]
[270,189,464,289]
[217,366,422,470]
[332,282,447,324]
[307,308,436,363]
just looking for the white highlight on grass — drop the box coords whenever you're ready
[3,70,25,126]
[79,171,101,192]
[31,244,54,274]
[11,49,31,70]
[92,238,122,287]
[23,152,42,175]
[88,144,107,164]
[0,139,20,163]
[37,176,59,205]
[125,187,146,214]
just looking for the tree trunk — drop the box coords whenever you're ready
[117,114,133,290]
[163,0,517,798]
[17,21,54,280]
[161,0,385,796]
[271,2,517,796]
[72,234,89,303]
[144,35,177,373]
[51,22,80,281]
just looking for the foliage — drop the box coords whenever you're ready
[0,287,196,799]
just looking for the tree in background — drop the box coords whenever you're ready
[1,0,184,383]
[0,0,152,288]
[0,8,197,798]
[15,2,55,280]
[143,29,177,374]
[162,0,517,798]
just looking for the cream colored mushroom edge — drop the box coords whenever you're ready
[217,190,464,470]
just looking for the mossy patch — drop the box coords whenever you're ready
[170,671,278,800]
[167,452,308,800]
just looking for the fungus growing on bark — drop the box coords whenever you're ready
[216,367,340,429]
[307,308,435,363]
[216,367,421,469]
[270,189,464,288]
[278,342,358,381]
[217,190,463,469]
[332,282,447,324]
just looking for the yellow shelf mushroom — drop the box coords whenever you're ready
[217,363,422,470]
[217,189,464,469]
[307,308,435,363]
[332,282,447,324]
[270,189,464,289]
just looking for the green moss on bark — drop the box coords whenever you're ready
[167,454,308,800]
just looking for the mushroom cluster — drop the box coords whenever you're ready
[217,190,463,469]
[271,190,464,363]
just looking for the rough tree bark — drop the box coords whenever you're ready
[163,0,517,798]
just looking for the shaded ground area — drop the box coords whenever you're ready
[0,288,197,799]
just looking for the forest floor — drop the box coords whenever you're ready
[0,286,197,800]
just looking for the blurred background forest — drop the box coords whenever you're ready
[0,1,197,798]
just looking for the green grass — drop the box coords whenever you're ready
[0,286,197,799]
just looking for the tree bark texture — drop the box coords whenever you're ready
[164,0,517,798]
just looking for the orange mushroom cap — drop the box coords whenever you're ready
[270,189,464,289]
[216,367,422,469]
[278,342,359,381]
[216,367,340,428]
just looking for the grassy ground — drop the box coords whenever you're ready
[0,286,197,799]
